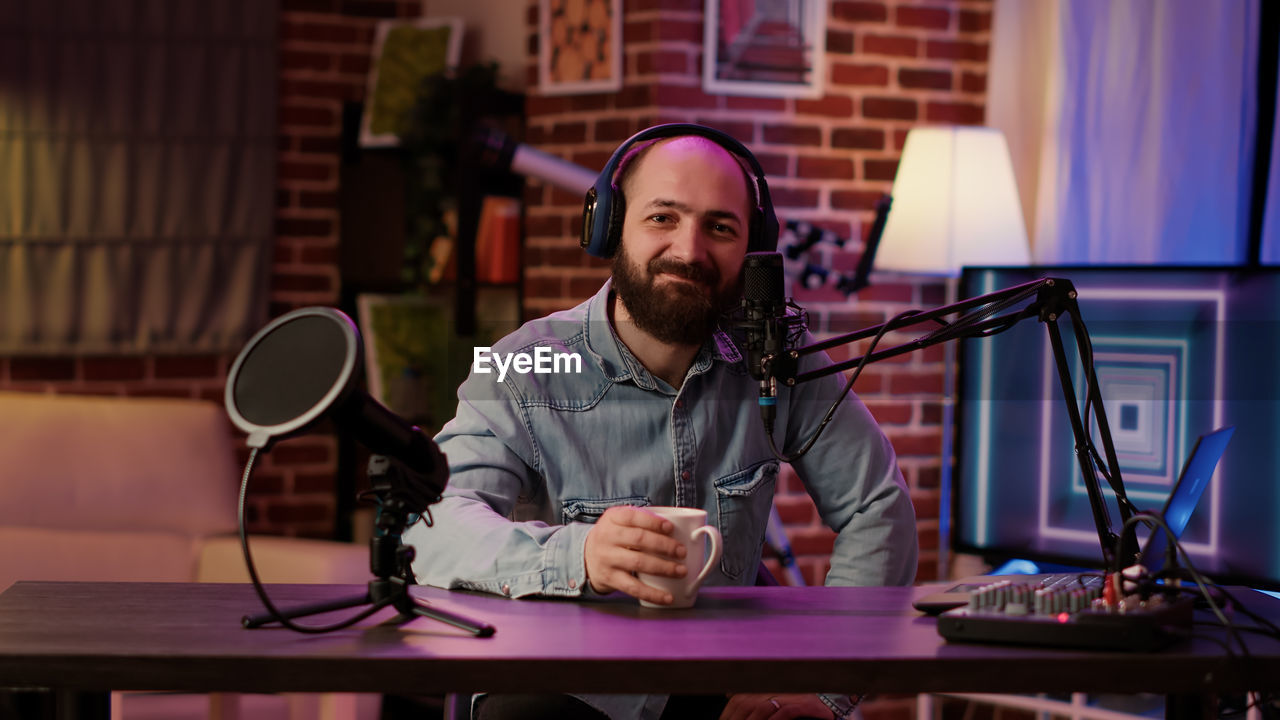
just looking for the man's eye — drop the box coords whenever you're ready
[648,214,672,224]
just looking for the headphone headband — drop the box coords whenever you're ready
[580,123,779,258]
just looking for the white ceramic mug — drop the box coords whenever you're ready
[637,506,723,609]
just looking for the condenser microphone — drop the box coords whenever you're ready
[225,307,444,491]
[741,252,788,430]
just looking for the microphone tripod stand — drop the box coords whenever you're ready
[242,455,494,636]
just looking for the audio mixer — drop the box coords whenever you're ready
[935,578,1195,651]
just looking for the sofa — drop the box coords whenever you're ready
[0,390,378,720]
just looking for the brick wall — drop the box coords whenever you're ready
[521,0,993,586]
[0,0,423,539]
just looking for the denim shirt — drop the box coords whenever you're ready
[406,279,918,720]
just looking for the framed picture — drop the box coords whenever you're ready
[356,288,520,433]
[360,17,464,147]
[703,0,826,98]
[539,0,623,95]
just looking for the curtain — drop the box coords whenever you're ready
[989,0,1259,265]
[0,1,277,354]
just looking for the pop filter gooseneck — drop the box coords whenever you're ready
[225,307,492,636]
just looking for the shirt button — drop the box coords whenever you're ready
[569,578,578,589]
[675,399,683,409]
[681,471,690,480]
[502,584,511,596]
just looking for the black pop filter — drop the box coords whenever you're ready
[224,307,442,480]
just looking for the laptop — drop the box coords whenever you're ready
[915,426,1235,614]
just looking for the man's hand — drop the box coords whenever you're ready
[720,693,836,720]
[583,506,687,605]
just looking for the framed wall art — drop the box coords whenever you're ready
[539,0,623,95]
[703,0,826,98]
[360,17,464,147]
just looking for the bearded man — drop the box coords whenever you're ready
[406,125,917,720]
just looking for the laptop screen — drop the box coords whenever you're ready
[1139,426,1235,575]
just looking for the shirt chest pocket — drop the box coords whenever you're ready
[561,495,652,525]
[713,460,779,580]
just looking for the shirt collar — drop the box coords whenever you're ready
[581,278,744,389]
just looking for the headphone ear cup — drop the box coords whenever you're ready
[603,193,625,258]
[581,185,610,258]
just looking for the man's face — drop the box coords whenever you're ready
[611,136,752,346]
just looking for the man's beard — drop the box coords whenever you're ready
[611,244,739,346]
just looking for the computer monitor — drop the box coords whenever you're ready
[954,265,1280,590]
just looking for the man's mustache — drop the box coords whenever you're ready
[647,257,719,287]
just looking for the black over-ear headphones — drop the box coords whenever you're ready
[580,123,780,259]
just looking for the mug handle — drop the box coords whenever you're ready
[689,525,723,590]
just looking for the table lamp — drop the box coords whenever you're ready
[876,125,1030,274]
[875,125,1031,581]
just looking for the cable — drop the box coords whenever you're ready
[237,447,383,633]
[767,307,922,462]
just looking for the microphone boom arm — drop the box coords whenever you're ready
[768,277,1139,570]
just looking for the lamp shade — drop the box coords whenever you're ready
[875,126,1030,276]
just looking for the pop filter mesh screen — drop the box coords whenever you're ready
[232,314,350,427]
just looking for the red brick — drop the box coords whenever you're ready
[927,39,988,62]
[896,6,951,31]
[863,158,899,181]
[294,472,337,494]
[8,358,72,382]
[888,371,944,395]
[299,190,339,209]
[899,67,952,90]
[338,0,401,19]
[917,465,940,489]
[769,186,820,208]
[911,489,941,519]
[636,49,689,75]
[279,104,338,128]
[831,62,889,87]
[280,50,332,72]
[265,501,332,525]
[338,53,372,75]
[959,9,993,33]
[789,527,837,556]
[594,118,645,142]
[827,30,855,55]
[832,127,885,150]
[296,136,342,155]
[831,189,886,211]
[862,34,918,58]
[655,83,718,109]
[887,431,942,457]
[275,217,334,237]
[866,402,912,425]
[796,94,855,117]
[696,119,755,143]
[270,271,335,293]
[281,79,361,103]
[280,18,366,45]
[921,401,943,425]
[762,124,822,146]
[725,95,787,112]
[659,18,702,43]
[154,355,220,380]
[797,156,854,180]
[926,100,985,124]
[571,94,612,112]
[624,17,657,43]
[833,1,889,23]
[299,245,339,264]
[961,70,987,93]
[862,97,917,120]
[851,280,911,306]
[83,357,146,382]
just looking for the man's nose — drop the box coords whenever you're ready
[666,224,712,265]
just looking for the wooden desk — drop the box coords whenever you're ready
[0,581,1277,701]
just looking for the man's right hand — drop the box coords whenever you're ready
[583,506,688,605]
